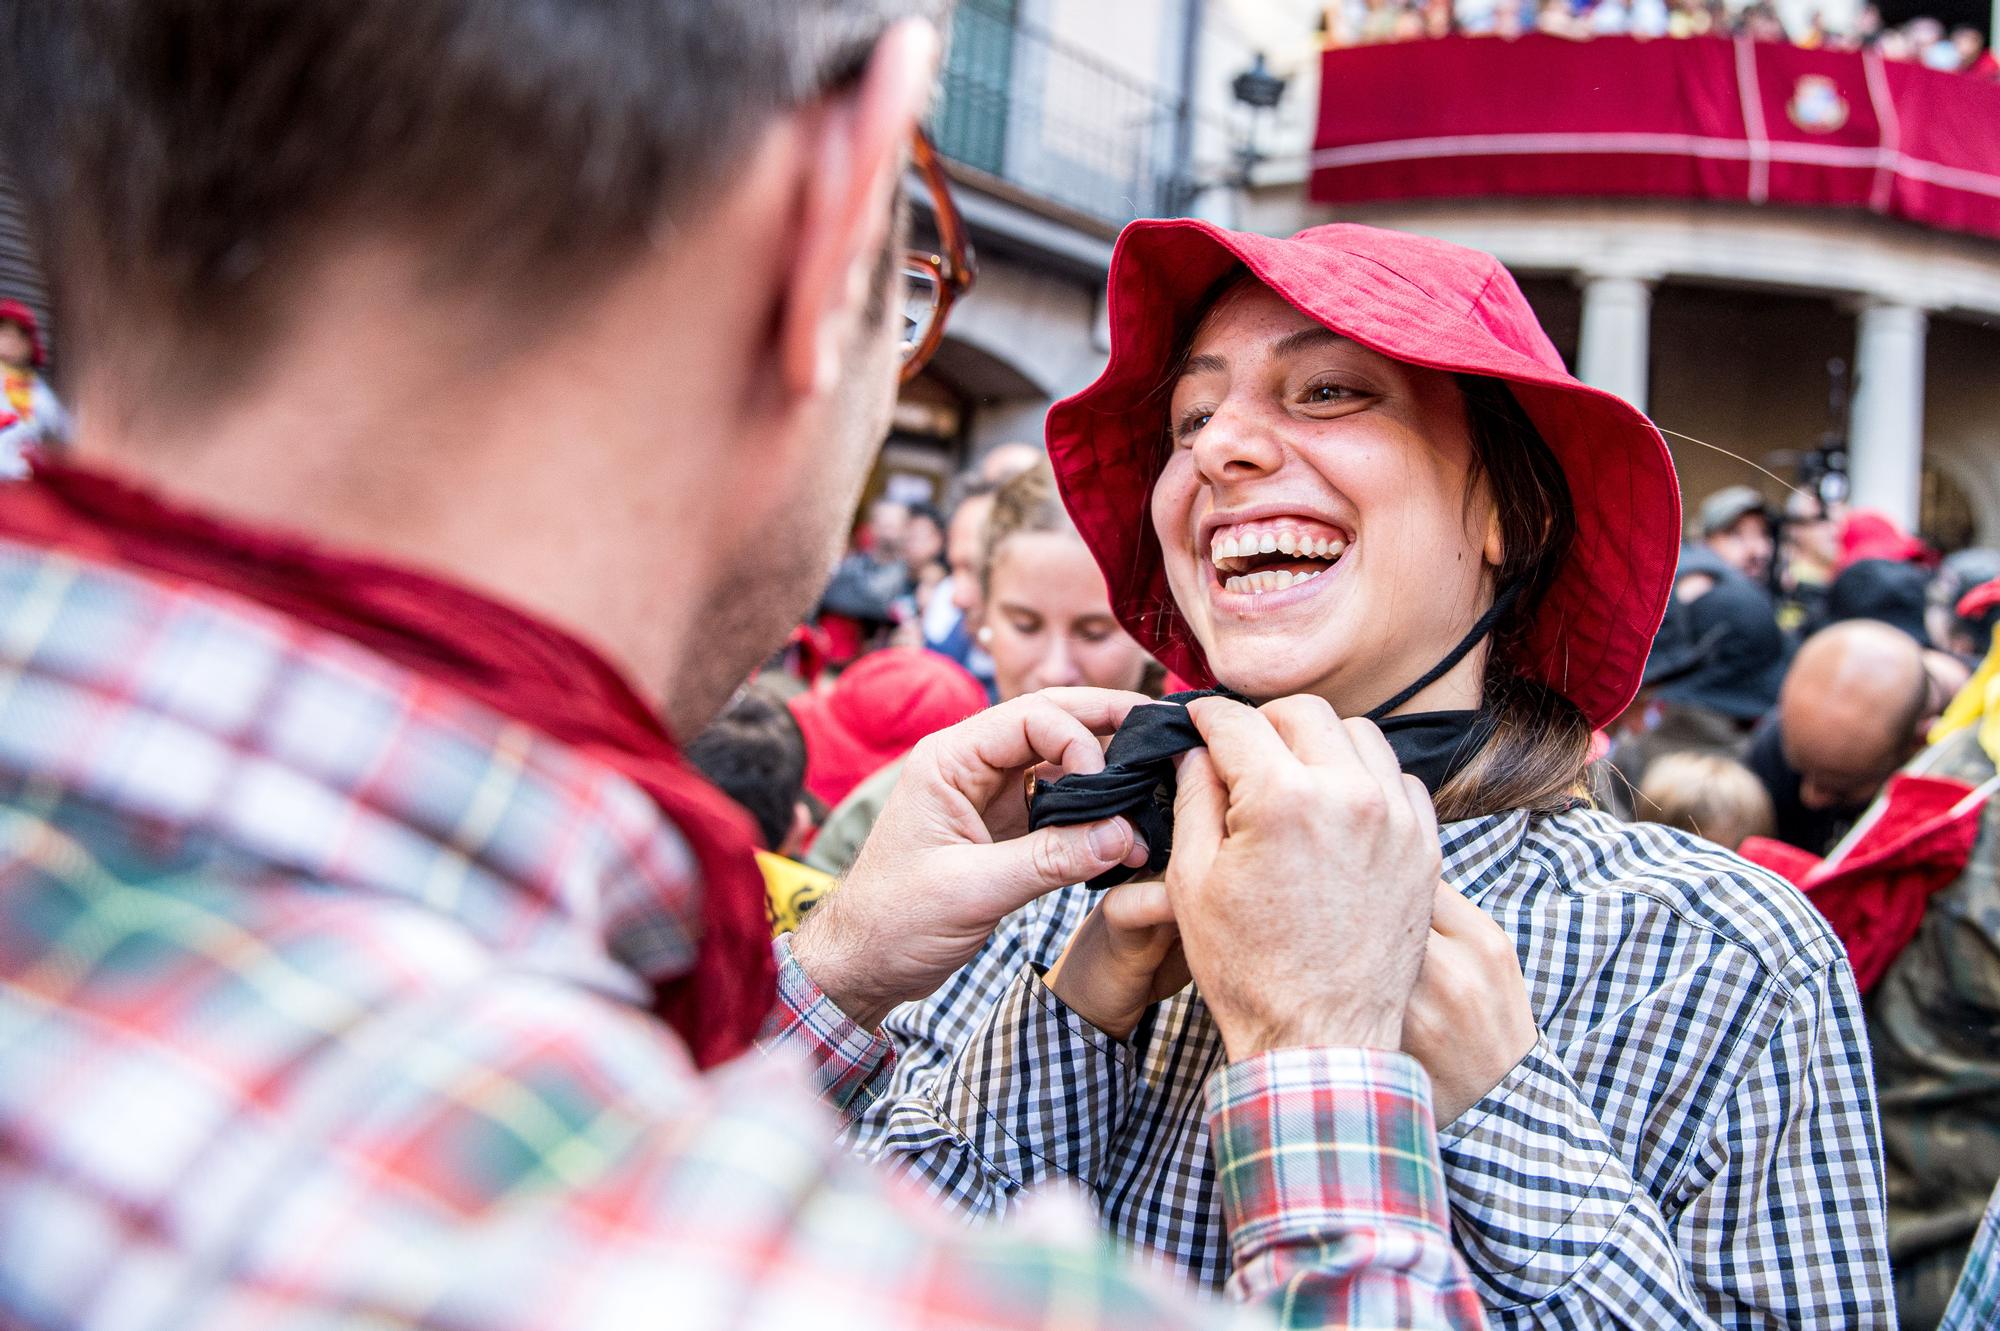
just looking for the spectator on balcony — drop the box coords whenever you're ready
[1589,0,1633,36]
[850,219,1890,1331]
[1667,0,1720,38]
[1910,16,1958,67]
[1955,25,1999,76]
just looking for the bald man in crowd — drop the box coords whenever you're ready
[1745,620,1944,855]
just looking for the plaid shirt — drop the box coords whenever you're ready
[0,539,1485,1331]
[1941,1178,2000,1331]
[854,806,1895,1329]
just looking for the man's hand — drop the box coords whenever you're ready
[790,688,1152,1028]
[1402,881,1539,1124]
[1166,695,1442,1062]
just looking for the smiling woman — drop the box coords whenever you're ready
[849,220,1897,1329]
[1152,276,1584,821]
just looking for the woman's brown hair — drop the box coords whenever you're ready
[980,461,1073,599]
[1432,374,1591,822]
[985,461,1169,697]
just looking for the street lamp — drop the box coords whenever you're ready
[1230,52,1289,185]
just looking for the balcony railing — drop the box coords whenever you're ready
[931,0,1193,227]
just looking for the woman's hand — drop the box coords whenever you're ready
[1401,881,1539,1126]
[1044,879,1191,1040]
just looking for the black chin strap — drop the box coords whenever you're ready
[1364,583,1522,723]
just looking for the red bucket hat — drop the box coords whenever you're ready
[788,647,988,808]
[1045,220,1681,730]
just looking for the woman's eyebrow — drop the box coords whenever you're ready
[1180,352,1228,377]
[1269,326,1352,359]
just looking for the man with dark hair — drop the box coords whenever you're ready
[0,4,1479,1328]
[686,684,813,855]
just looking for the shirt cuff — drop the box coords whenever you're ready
[1206,1047,1454,1267]
[930,966,1138,1190]
[761,934,897,1124]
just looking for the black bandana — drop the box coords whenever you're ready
[1027,691,1491,890]
[1025,587,1518,890]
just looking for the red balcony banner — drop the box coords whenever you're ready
[1310,35,2000,242]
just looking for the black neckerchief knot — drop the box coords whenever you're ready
[1025,587,1517,890]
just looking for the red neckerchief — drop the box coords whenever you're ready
[0,458,773,1069]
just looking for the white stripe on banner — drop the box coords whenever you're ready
[1733,35,1772,203]
[1861,49,1901,213]
[1308,133,2000,203]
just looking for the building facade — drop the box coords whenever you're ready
[915,1,2000,550]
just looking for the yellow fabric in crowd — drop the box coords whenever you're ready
[757,850,836,937]
[1929,631,2000,767]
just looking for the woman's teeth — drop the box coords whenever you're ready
[1210,530,1347,564]
[1222,566,1328,595]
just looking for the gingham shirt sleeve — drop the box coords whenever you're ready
[1940,1178,2000,1331]
[1437,958,1890,1329]
[761,933,898,1125]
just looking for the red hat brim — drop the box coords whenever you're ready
[1045,219,1681,730]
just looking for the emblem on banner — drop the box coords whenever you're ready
[1787,75,1850,133]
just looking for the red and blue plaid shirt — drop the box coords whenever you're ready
[0,539,1483,1330]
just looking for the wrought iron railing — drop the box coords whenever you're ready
[931,0,1194,226]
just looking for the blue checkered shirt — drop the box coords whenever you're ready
[851,806,1895,1329]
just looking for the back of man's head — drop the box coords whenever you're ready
[686,685,810,852]
[1779,620,1930,811]
[0,0,941,410]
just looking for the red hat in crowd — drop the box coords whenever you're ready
[788,647,987,807]
[1838,509,1933,571]
[1958,575,2000,623]
[1044,220,1681,729]
[0,300,45,369]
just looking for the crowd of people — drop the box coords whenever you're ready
[1321,0,2000,76]
[4,1,2000,1329]
[701,429,2000,1328]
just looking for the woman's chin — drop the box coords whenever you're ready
[1208,653,1340,706]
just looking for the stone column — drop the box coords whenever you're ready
[1849,299,1928,532]
[1576,270,1656,413]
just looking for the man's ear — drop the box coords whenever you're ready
[779,800,814,859]
[778,20,939,400]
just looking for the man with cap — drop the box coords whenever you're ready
[1689,483,1778,588]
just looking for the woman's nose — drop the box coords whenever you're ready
[1190,404,1283,485]
[1033,639,1083,689]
